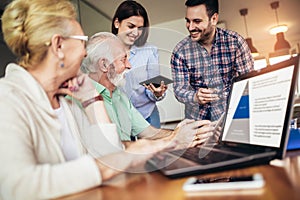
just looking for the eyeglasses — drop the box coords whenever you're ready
[64,35,89,48]
[65,35,89,42]
[45,35,89,47]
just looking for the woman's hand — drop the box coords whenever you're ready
[57,74,111,124]
[57,74,98,102]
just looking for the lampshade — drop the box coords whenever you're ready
[239,8,259,58]
[245,38,259,58]
[269,1,291,52]
[274,32,291,51]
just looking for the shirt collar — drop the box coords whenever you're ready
[130,45,138,56]
[213,27,221,44]
[92,80,112,102]
[92,80,123,103]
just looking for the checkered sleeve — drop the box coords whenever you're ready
[171,51,197,105]
[234,35,254,75]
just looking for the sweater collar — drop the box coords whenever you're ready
[3,63,55,112]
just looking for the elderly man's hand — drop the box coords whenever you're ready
[172,119,214,149]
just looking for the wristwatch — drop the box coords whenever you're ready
[82,95,103,108]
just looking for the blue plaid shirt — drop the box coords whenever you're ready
[171,27,254,121]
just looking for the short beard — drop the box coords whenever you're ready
[198,31,211,44]
[197,22,214,44]
[108,65,128,88]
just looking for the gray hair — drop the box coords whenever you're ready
[81,32,119,73]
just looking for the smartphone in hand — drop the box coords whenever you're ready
[139,75,173,88]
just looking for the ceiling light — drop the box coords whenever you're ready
[239,8,259,58]
[269,1,288,35]
[245,38,259,58]
[269,25,288,35]
[274,32,291,51]
[268,1,291,53]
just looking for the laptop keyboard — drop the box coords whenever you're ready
[212,145,265,155]
[169,147,242,165]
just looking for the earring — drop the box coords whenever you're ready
[58,51,64,68]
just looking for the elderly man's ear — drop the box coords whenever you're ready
[98,58,109,72]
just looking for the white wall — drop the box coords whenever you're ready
[148,19,188,122]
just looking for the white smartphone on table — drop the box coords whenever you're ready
[183,173,265,192]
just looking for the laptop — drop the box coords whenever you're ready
[147,55,300,178]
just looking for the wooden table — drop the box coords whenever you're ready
[57,151,300,200]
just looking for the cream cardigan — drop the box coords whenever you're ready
[0,64,122,200]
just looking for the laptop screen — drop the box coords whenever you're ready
[221,56,299,148]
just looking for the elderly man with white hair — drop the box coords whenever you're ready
[81,32,214,148]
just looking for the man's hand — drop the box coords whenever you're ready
[195,88,219,104]
[124,139,177,167]
[172,119,214,149]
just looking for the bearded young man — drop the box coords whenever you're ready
[171,0,254,121]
